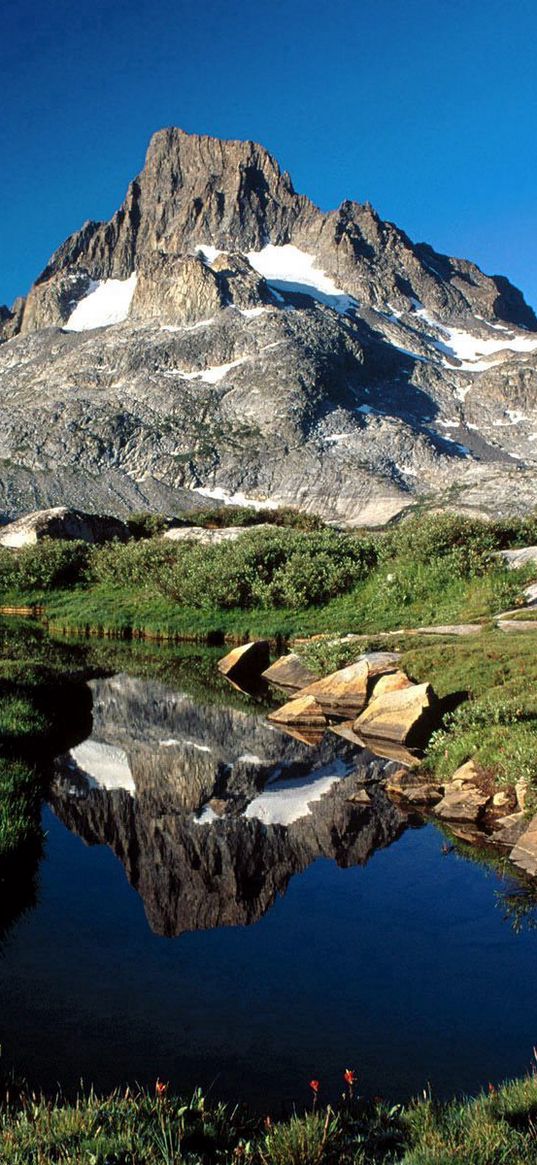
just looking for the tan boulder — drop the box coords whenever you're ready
[370,670,413,698]
[490,812,526,848]
[492,790,513,811]
[433,785,490,823]
[267,694,327,728]
[450,759,481,787]
[515,779,529,811]
[354,682,439,748]
[510,815,537,877]
[297,652,401,718]
[404,784,443,806]
[270,725,326,747]
[262,653,320,692]
[217,640,270,684]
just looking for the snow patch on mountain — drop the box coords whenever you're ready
[245,245,356,313]
[192,486,279,510]
[414,306,537,369]
[178,356,250,383]
[64,273,138,331]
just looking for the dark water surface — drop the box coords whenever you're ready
[2,813,537,1108]
[1,660,537,1111]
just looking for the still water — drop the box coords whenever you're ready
[1,661,537,1111]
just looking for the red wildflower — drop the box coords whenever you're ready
[488,1083,496,1095]
[155,1080,168,1097]
[344,1069,356,1086]
[309,1079,320,1094]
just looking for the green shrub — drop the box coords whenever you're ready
[160,528,378,610]
[426,694,537,787]
[0,539,92,593]
[90,538,178,587]
[127,512,168,540]
[387,514,504,565]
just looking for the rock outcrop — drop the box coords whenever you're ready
[296,652,401,717]
[2,127,537,523]
[267,694,328,728]
[0,506,129,547]
[262,653,320,691]
[354,681,439,748]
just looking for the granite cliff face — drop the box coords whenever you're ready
[52,673,410,936]
[2,128,537,523]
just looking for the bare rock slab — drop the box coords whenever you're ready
[370,670,414,698]
[262,653,320,692]
[217,640,271,684]
[0,506,129,547]
[297,652,401,718]
[433,785,490,824]
[267,694,327,728]
[164,525,273,544]
[490,812,526,848]
[354,682,439,748]
[510,815,537,877]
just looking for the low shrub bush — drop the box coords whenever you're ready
[0,539,92,593]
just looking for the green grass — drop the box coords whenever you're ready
[3,1077,537,1163]
[1,510,535,643]
[0,756,40,862]
[1,550,532,646]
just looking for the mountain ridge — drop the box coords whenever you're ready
[1,126,537,524]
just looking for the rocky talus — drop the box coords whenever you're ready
[2,127,537,522]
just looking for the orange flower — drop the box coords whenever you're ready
[343,1069,356,1086]
[309,1079,320,1093]
[155,1079,168,1097]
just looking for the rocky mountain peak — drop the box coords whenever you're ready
[2,127,537,525]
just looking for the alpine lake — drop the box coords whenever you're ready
[2,624,537,1114]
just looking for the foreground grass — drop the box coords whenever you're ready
[3,1075,537,1164]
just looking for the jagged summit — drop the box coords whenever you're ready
[1,127,537,523]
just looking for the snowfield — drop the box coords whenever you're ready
[64,273,138,331]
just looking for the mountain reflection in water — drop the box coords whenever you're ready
[51,673,415,936]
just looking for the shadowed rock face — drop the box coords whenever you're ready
[51,674,412,936]
[2,128,537,523]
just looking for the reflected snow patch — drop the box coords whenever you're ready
[244,761,347,826]
[68,740,136,795]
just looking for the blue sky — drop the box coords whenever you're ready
[2,0,536,310]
